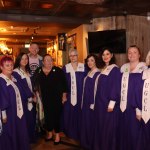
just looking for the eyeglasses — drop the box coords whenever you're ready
[44,59,52,62]
[69,55,78,57]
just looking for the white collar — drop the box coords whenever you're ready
[121,62,147,73]
[66,63,84,73]
[87,68,100,78]
[101,64,117,75]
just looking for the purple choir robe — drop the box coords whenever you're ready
[62,65,87,140]
[12,71,36,143]
[135,73,150,150]
[0,75,31,150]
[118,73,142,150]
[80,71,100,150]
[0,80,9,149]
[93,66,121,150]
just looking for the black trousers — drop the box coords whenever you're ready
[43,100,62,133]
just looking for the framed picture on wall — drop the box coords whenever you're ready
[67,34,77,50]
[58,33,66,51]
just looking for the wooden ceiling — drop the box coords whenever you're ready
[0,0,150,44]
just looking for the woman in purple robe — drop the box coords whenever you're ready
[62,49,87,141]
[134,69,150,150]
[118,45,147,150]
[92,47,121,150]
[12,52,36,143]
[0,56,30,150]
[0,65,9,150]
[80,54,100,150]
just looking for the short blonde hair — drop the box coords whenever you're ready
[146,51,150,66]
[69,49,78,56]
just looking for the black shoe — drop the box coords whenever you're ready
[45,137,53,142]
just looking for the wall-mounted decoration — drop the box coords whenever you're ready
[57,51,63,67]
[67,34,77,50]
[47,40,57,65]
[58,33,66,51]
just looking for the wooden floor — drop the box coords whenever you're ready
[31,133,82,150]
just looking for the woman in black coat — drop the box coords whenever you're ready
[33,54,67,144]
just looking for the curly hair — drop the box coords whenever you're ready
[85,53,100,70]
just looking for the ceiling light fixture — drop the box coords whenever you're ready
[0,41,12,55]
[41,3,53,9]
[0,28,6,32]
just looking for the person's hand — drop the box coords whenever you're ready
[62,97,67,104]
[33,94,37,103]
[136,115,142,121]
[36,91,40,96]
[2,117,7,124]
[62,93,67,104]
[107,107,113,112]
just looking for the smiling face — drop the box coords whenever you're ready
[128,47,140,63]
[29,43,39,56]
[87,56,96,70]
[1,61,14,77]
[20,54,29,68]
[102,49,113,65]
[43,55,53,69]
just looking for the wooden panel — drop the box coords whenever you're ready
[126,15,150,61]
[85,15,150,66]
[89,16,127,66]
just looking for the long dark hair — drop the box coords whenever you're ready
[14,52,30,72]
[99,47,116,69]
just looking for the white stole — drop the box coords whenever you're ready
[120,72,129,112]
[93,64,117,110]
[102,64,118,108]
[0,73,23,119]
[120,62,147,112]
[81,68,100,109]
[66,63,84,106]
[142,69,150,80]
[14,68,33,111]
[93,73,101,110]
[142,70,150,123]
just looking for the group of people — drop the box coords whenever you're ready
[62,45,150,150]
[0,43,150,150]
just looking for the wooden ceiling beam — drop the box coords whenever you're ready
[0,13,90,24]
[50,0,67,16]
[7,41,47,45]
[0,35,55,39]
